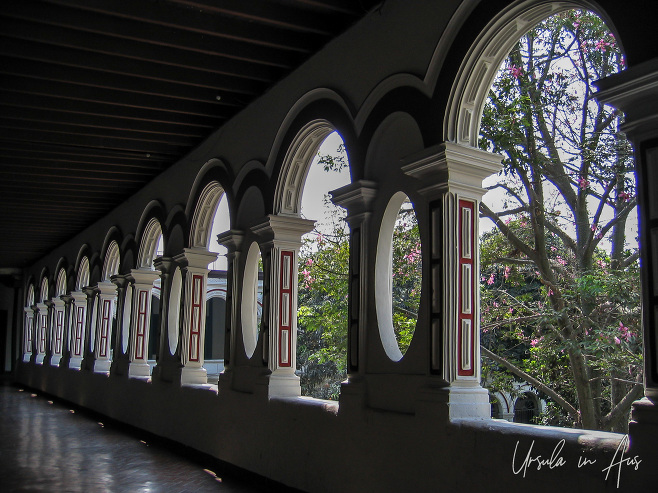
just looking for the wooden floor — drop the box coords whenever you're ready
[0,375,298,493]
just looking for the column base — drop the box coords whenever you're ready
[35,353,45,365]
[50,355,62,367]
[417,383,490,420]
[93,359,111,374]
[267,371,301,398]
[68,356,83,370]
[181,366,208,386]
[128,362,152,379]
[23,353,31,363]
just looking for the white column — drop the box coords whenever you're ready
[128,268,160,378]
[330,181,378,409]
[403,142,501,418]
[216,230,244,390]
[23,306,35,363]
[252,215,314,397]
[93,281,117,374]
[50,297,66,366]
[35,302,49,365]
[68,291,87,370]
[177,247,217,385]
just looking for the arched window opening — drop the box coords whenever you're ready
[477,10,641,432]
[97,241,120,371]
[297,131,351,400]
[208,194,230,271]
[513,392,540,424]
[375,192,421,361]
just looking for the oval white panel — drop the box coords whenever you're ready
[167,267,182,355]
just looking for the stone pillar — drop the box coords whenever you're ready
[109,274,133,377]
[252,215,314,397]
[403,142,501,419]
[60,294,73,368]
[23,306,35,363]
[151,257,179,383]
[216,230,244,391]
[330,181,378,409]
[50,297,66,366]
[127,268,160,378]
[176,247,217,385]
[596,59,658,451]
[68,290,88,370]
[81,286,100,371]
[34,301,49,365]
[87,282,114,373]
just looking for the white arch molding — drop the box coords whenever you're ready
[445,0,607,147]
[190,181,225,249]
[274,119,336,216]
[137,218,163,269]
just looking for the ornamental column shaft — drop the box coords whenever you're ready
[128,269,160,378]
[35,301,49,365]
[92,281,117,374]
[403,142,501,418]
[252,215,314,397]
[60,294,73,368]
[151,257,179,383]
[216,230,244,390]
[69,291,88,369]
[23,306,35,363]
[330,180,378,409]
[50,298,66,366]
[176,247,217,385]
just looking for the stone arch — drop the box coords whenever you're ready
[39,271,49,303]
[274,120,336,216]
[76,256,90,291]
[189,181,226,249]
[101,240,121,281]
[55,268,67,297]
[137,217,164,269]
[444,1,619,147]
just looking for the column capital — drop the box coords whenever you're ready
[402,142,501,200]
[174,247,217,270]
[252,214,315,245]
[153,256,176,275]
[595,58,658,143]
[330,180,378,216]
[216,229,245,252]
[128,268,160,287]
[111,273,134,289]
[96,280,117,297]
[82,285,100,298]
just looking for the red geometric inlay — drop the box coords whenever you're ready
[458,199,475,376]
[278,251,294,367]
[134,290,149,360]
[54,309,64,354]
[188,275,203,362]
[74,305,85,356]
[99,299,112,358]
[39,314,47,353]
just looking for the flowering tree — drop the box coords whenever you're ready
[479,10,642,431]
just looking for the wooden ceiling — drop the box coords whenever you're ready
[0,0,380,269]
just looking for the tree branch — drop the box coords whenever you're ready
[481,345,580,421]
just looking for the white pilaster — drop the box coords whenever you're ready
[68,291,87,370]
[35,302,49,365]
[128,268,160,378]
[177,247,217,386]
[23,307,35,363]
[252,215,314,397]
[403,142,501,419]
[93,281,117,374]
[50,297,66,366]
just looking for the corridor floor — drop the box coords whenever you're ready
[0,377,297,493]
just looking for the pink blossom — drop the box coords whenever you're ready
[508,65,523,79]
[591,223,597,232]
[596,39,611,52]
[504,266,511,280]
[578,176,590,190]
[487,273,495,285]
[618,191,631,202]
[306,258,313,266]
[556,256,567,266]
[530,338,539,347]
[614,336,621,345]
[493,301,499,308]
[548,288,554,297]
